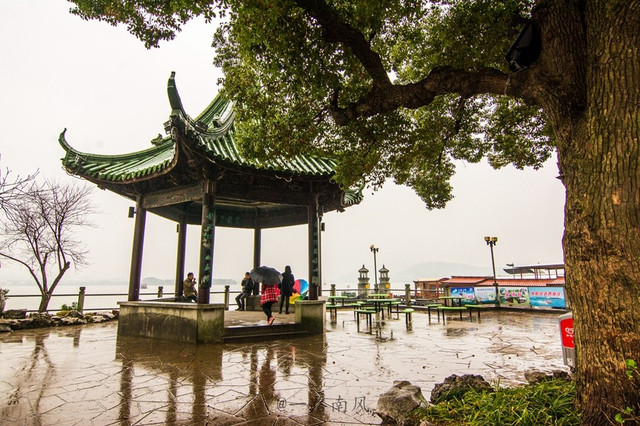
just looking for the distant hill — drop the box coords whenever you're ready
[328,261,491,286]
[394,261,492,282]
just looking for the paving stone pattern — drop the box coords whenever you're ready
[0,310,568,425]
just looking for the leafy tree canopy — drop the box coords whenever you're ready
[70,0,554,209]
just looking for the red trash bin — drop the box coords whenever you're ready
[558,312,576,370]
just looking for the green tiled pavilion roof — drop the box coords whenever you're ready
[59,73,338,182]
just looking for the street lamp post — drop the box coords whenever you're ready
[484,236,499,307]
[370,245,379,293]
[506,263,515,279]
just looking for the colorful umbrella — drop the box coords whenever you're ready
[292,279,309,299]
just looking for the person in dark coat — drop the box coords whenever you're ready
[235,272,254,311]
[183,272,197,302]
[279,265,295,314]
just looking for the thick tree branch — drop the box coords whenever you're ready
[329,66,535,125]
[0,252,44,294]
[295,0,391,88]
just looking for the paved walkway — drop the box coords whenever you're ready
[0,309,568,425]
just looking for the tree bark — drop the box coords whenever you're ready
[38,293,51,313]
[557,1,640,422]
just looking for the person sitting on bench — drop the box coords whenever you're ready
[235,272,254,311]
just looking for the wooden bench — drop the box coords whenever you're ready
[424,303,443,321]
[355,309,374,331]
[401,308,414,325]
[326,304,339,320]
[351,301,368,319]
[436,306,467,322]
[465,304,484,319]
[390,301,402,319]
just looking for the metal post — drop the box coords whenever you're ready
[331,284,336,297]
[157,286,164,298]
[490,244,499,306]
[370,245,379,293]
[224,285,230,310]
[404,283,411,307]
[77,287,86,313]
[485,236,500,307]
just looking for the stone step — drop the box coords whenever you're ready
[223,324,309,342]
[222,330,310,343]
[224,323,300,337]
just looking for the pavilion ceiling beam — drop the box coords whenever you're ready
[142,184,202,209]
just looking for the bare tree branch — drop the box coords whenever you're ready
[0,156,38,215]
[0,252,44,294]
[0,179,95,311]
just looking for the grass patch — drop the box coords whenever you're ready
[420,379,581,425]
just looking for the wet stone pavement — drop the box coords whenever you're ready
[0,309,568,425]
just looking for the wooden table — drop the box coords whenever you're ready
[365,298,397,319]
[327,295,348,306]
[368,293,391,299]
[437,306,467,323]
[438,296,466,307]
[465,304,485,320]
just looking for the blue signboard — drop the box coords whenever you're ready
[449,286,476,304]
[529,287,566,308]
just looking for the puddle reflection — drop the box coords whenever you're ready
[0,312,567,425]
[114,333,329,424]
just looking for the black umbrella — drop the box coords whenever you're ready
[250,266,283,285]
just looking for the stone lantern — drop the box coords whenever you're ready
[379,265,391,295]
[358,265,370,297]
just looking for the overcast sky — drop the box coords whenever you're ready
[0,0,566,286]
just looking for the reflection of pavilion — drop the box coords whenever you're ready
[60,73,362,342]
[60,72,362,302]
[115,334,328,423]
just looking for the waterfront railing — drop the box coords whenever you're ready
[2,284,416,313]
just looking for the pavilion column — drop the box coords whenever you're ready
[128,196,146,301]
[198,180,216,304]
[175,219,187,297]
[318,208,323,296]
[308,194,321,300]
[252,209,262,295]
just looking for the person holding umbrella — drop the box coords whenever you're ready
[250,266,282,326]
[279,265,295,314]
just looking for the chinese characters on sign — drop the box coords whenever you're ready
[277,395,375,415]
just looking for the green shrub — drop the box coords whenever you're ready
[60,302,78,311]
[615,359,639,424]
[421,379,581,425]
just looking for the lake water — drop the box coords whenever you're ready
[1,282,233,312]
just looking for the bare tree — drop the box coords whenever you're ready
[0,156,37,215]
[0,180,94,312]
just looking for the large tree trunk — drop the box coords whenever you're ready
[557,1,640,422]
[38,293,52,313]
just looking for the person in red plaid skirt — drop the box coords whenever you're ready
[260,282,279,325]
